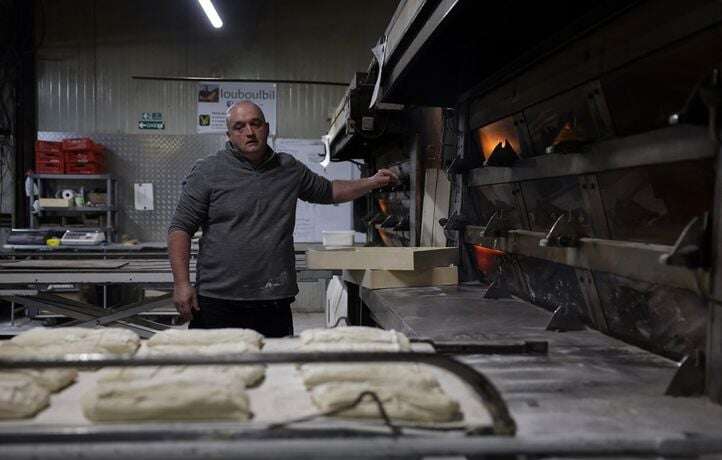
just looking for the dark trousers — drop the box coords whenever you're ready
[189,295,294,338]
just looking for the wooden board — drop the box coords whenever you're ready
[420,168,451,247]
[343,265,458,289]
[306,247,457,271]
[0,260,129,270]
[420,168,438,247]
[432,171,451,247]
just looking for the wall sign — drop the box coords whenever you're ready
[196,82,277,135]
[138,112,165,130]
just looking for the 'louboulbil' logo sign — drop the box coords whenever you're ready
[196,82,277,135]
[221,89,276,101]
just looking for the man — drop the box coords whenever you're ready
[168,101,397,337]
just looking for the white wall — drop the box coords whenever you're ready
[35,0,397,138]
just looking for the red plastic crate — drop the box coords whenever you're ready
[65,149,105,164]
[36,149,64,163]
[65,161,105,174]
[35,140,62,153]
[62,137,101,151]
[36,158,65,174]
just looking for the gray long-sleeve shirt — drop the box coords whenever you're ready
[169,142,334,300]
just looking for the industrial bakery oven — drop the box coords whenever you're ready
[451,0,722,394]
[329,1,722,455]
[361,0,722,401]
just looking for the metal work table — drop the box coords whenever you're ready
[0,243,331,337]
[1,240,183,258]
[0,241,324,260]
[360,284,722,445]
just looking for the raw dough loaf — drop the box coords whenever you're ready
[98,365,265,389]
[121,342,265,388]
[143,342,254,356]
[148,328,264,350]
[310,382,461,423]
[0,341,27,358]
[0,374,50,419]
[143,344,265,385]
[82,376,250,422]
[0,342,79,392]
[299,342,408,352]
[11,327,140,356]
[300,326,410,351]
[299,364,439,390]
[7,369,77,392]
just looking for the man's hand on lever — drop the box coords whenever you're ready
[331,168,400,203]
[368,168,400,189]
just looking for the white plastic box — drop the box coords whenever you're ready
[321,230,355,248]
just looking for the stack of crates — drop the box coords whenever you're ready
[62,138,105,174]
[35,138,106,174]
[34,141,65,173]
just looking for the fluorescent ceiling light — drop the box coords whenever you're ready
[198,0,223,29]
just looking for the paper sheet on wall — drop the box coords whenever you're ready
[133,183,154,211]
[274,138,358,242]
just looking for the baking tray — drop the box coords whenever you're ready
[0,339,496,438]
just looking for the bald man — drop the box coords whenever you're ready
[168,101,397,336]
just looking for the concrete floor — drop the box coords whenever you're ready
[292,312,325,333]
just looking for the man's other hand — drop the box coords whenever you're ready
[369,168,399,189]
[173,283,199,323]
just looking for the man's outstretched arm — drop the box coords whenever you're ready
[168,229,199,322]
[331,169,398,203]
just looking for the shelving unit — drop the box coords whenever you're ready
[27,173,118,242]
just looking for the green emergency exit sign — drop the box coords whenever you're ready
[139,112,165,129]
[138,120,165,129]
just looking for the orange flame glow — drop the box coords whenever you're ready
[476,117,521,160]
[377,199,389,215]
[471,244,505,275]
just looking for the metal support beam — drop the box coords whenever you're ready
[465,227,698,291]
[578,174,612,239]
[383,0,460,104]
[67,294,173,328]
[508,255,531,299]
[708,300,722,403]
[468,126,716,187]
[2,294,166,338]
[451,101,467,218]
[708,143,722,403]
[4,435,722,460]
[511,182,531,230]
[414,339,548,355]
[706,70,722,403]
[5,296,95,321]
[11,0,35,228]
[574,268,609,333]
